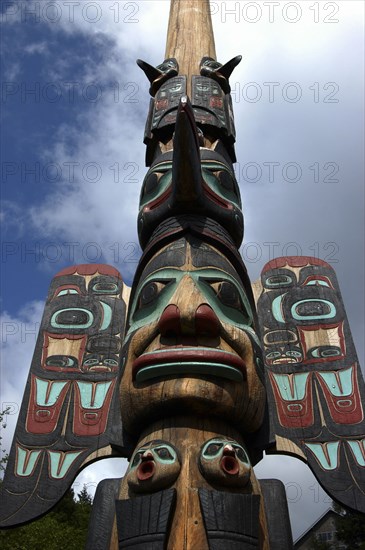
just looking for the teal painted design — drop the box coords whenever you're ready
[347,440,365,467]
[265,275,293,288]
[50,308,94,329]
[311,347,341,358]
[272,372,310,400]
[201,439,250,464]
[201,162,241,207]
[131,443,178,469]
[271,294,286,323]
[48,450,83,479]
[305,442,340,470]
[127,267,257,344]
[91,282,119,294]
[75,380,112,409]
[317,366,353,397]
[305,280,330,287]
[57,289,79,296]
[16,447,42,477]
[100,301,112,331]
[139,161,172,208]
[35,378,68,406]
[291,299,336,321]
[135,362,243,383]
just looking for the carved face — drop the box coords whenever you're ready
[199,437,251,487]
[126,440,181,494]
[137,95,243,248]
[120,237,265,434]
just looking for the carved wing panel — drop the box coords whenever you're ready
[0,264,130,527]
[254,256,365,512]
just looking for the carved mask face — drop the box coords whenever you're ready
[120,238,265,434]
[126,440,181,494]
[199,437,251,488]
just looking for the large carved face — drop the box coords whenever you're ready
[120,237,265,434]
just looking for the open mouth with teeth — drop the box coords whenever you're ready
[132,347,246,383]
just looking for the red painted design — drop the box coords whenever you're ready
[72,379,116,436]
[26,375,71,434]
[316,366,364,425]
[269,371,314,429]
[298,323,346,364]
[262,256,330,273]
[210,97,223,108]
[51,284,83,299]
[56,264,122,278]
[302,275,334,289]
[41,332,87,373]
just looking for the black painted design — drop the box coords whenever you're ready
[259,479,293,550]
[199,489,260,549]
[85,478,122,550]
[116,489,176,549]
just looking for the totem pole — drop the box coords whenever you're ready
[1,1,364,549]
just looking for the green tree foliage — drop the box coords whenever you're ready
[0,487,93,550]
[309,534,332,550]
[333,502,365,550]
[0,408,10,473]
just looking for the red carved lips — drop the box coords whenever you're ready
[137,453,155,481]
[132,347,246,381]
[220,446,239,476]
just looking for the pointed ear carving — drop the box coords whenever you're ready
[200,55,242,93]
[137,58,179,96]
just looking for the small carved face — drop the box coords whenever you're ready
[120,238,265,434]
[127,440,181,494]
[199,437,251,488]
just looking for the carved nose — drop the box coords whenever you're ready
[158,304,220,338]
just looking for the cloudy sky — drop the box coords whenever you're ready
[1,0,364,542]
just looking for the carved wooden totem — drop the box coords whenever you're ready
[1,1,364,549]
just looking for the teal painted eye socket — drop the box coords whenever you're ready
[266,275,293,287]
[310,346,341,358]
[266,351,281,360]
[83,358,99,367]
[286,350,302,358]
[91,282,118,294]
[291,299,336,320]
[45,356,77,368]
[51,308,94,329]
[215,281,241,308]
[204,442,223,457]
[103,358,118,367]
[138,281,169,310]
[140,163,172,207]
[154,446,175,462]
[131,453,142,468]
[233,445,248,463]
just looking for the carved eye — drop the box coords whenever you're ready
[131,452,143,468]
[137,281,169,309]
[155,447,174,461]
[213,281,241,309]
[204,443,223,457]
[233,445,248,463]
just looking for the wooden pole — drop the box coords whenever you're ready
[165,0,216,94]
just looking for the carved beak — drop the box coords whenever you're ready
[171,96,204,206]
